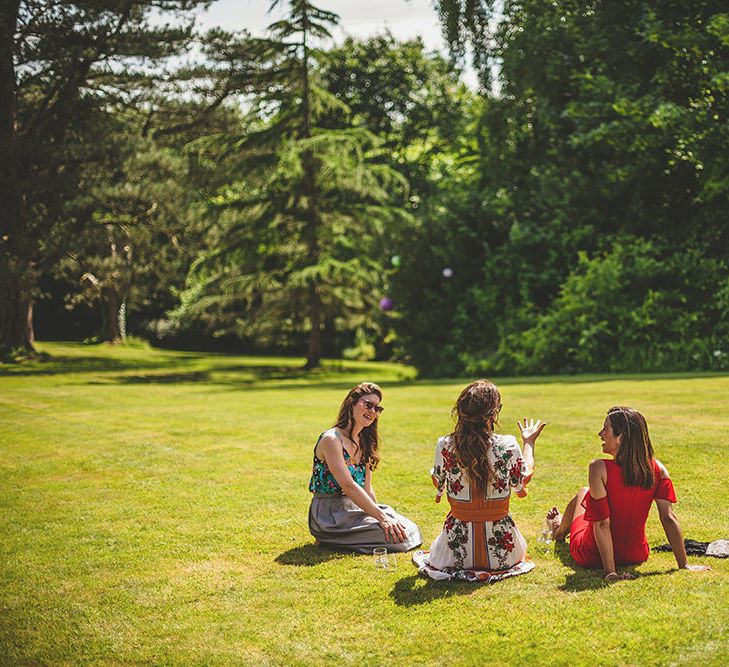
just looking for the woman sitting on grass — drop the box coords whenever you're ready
[415,379,546,581]
[547,406,710,581]
[308,382,422,553]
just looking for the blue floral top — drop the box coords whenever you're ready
[309,429,367,494]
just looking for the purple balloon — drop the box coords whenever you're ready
[379,297,394,311]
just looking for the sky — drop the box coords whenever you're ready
[194,0,447,51]
[192,0,481,86]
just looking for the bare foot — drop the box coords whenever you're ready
[546,506,563,540]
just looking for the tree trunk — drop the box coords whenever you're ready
[305,285,321,368]
[101,287,123,343]
[0,0,35,353]
[0,293,34,351]
[0,259,37,353]
[300,6,322,370]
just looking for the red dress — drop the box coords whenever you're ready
[569,459,677,569]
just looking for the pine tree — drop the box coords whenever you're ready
[177,1,410,368]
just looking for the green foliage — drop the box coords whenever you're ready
[7,1,729,376]
[1,0,212,350]
[173,9,421,366]
[408,0,729,376]
[55,132,198,342]
[342,327,376,361]
[476,240,728,374]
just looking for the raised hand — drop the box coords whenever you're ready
[517,418,546,445]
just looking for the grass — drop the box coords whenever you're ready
[1,342,727,666]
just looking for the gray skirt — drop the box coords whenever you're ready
[309,495,422,554]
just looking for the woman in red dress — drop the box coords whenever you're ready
[547,406,709,581]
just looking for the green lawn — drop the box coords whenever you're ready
[1,342,727,665]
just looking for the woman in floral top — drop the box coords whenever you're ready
[308,382,422,553]
[415,379,545,582]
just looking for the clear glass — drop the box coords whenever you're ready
[535,520,553,552]
[372,547,396,571]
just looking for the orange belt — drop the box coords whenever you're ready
[447,496,510,522]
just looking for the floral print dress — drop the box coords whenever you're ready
[416,434,535,582]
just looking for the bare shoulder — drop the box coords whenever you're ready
[319,431,341,450]
[588,458,607,481]
[587,459,608,496]
[654,458,670,479]
[316,430,343,460]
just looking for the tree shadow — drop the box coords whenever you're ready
[104,361,415,390]
[389,574,481,607]
[275,543,348,566]
[0,354,140,376]
[415,371,729,386]
[0,351,207,377]
[5,342,728,389]
[115,371,212,383]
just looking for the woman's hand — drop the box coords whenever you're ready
[604,571,635,582]
[517,418,546,445]
[683,564,711,572]
[379,517,407,543]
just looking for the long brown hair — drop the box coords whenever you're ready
[333,382,382,470]
[449,380,502,491]
[608,406,655,488]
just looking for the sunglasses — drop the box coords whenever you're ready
[359,398,384,414]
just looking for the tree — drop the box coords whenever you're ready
[320,34,476,364]
[0,0,210,353]
[176,2,411,368]
[55,130,195,343]
[421,0,729,374]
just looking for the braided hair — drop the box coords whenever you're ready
[449,380,502,491]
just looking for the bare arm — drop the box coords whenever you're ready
[655,499,687,568]
[364,466,377,503]
[588,460,619,578]
[655,497,710,572]
[318,436,406,542]
[517,418,546,471]
[652,460,688,568]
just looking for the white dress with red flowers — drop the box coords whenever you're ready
[413,434,535,582]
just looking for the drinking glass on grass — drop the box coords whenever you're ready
[373,547,396,571]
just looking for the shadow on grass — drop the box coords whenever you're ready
[275,543,348,566]
[4,343,728,390]
[108,369,729,392]
[551,541,674,591]
[115,365,315,385]
[1,346,411,389]
[389,574,479,607]
[112,367,729,389]
[0,352,207,377]
[117,371,212,383]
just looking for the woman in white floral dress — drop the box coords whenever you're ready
[415,380,546,582]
